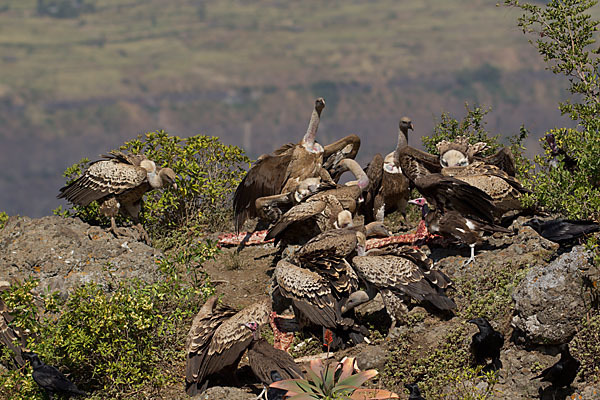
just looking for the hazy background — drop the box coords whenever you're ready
[0,0,587,217]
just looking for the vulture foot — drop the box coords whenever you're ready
[110,223,150,244]
[462,245,476,267]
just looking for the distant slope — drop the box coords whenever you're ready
[0,0,589,216]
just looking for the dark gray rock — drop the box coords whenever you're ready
[512,245,593,344]
[0,216,161,294]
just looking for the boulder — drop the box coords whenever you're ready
[0,216,161,294]
[512,245,593,344]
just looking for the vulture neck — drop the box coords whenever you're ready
[393,124,409,163]
[302,106,322,150]
[340,159,369,189]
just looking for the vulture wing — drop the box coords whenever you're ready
[58,159,148,206]
[274,260,340,329]
[247,339,303,384]
[185,296,237,394]
[198,299,271,380]
[233,143,296,231]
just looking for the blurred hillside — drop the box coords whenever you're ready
[0,0,586,216]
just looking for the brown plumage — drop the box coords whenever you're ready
[233,98,327,232]
[274,260,342,330]
[57,151,176,240]
[293,227,365,296]
[323,134,361,182]
[397,146,497,225]
[184,297,271,396]
[437,136,517,176]
[441,161,530,222]
[361,117,413,223]
[265,159,369,245]
[352,246,455,329]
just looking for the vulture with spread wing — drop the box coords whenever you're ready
[57,151,176,242]
[184,296,271,396]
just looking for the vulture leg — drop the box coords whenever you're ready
[256,385,268,400]
[462,244,476,267]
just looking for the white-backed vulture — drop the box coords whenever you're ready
[184,296,271,396]
[57,151,176,242]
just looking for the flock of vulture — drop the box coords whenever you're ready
[1,97,598,399]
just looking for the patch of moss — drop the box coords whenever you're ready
[571,312,600,383]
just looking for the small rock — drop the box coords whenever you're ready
[355,345,388,371]
[193,386,255,400]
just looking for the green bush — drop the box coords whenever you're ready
[422,104,501,157]
[0,244,216,399]
[55,131,251,243]
[504,0,600,220]
[0,211,8,230]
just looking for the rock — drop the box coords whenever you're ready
[512,245,593,344]
[193,386,255,400]
[355,344,388,371]
[0,216,161,294]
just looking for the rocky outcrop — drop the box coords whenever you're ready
[0,216,161,294]
[512,245,594,345]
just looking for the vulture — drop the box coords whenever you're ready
[532,343,580,389]
[352,246,455,330]
[242,322,303,399]
[361,117,413,223]
[265,159,369,245]
[274,258,369,349]
[22,352,86,400]
[441,161,531,223]
[184,296,271,396]
[468,317,504,371]
[409,198,510,266]
[0,296,26,368]
[233,98,363,231]
[57,151,176,242]
[437,136,517,177]
[233,98,327,231]
[524,218,600,245]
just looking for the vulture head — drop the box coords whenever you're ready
[336,210,353,229]
[293,177,322,203]
[315,97,326,115]
[242,321,261,340]
[408,197,429,219]
[341,290,370,314]
[440,149,469,167]
[399,116,414,133]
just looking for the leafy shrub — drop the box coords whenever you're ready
[0,246,216,399]
[503,0,600,220]
[56,131,250,242]
[0,211,8,230]
[422,104,501,157]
